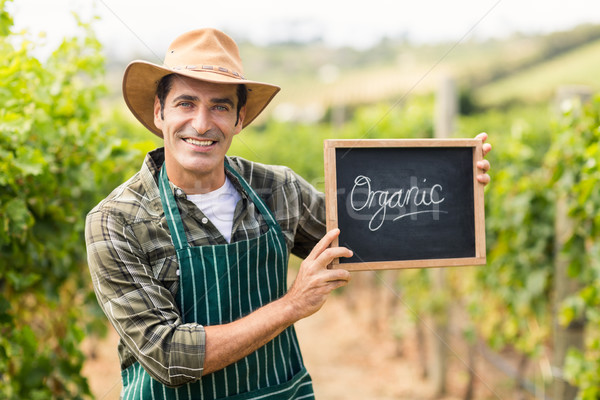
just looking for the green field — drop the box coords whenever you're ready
[214,24,600,116]
[476,38,600,106]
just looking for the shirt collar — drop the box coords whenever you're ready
[140,148,248,201]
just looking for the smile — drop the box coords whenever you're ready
[183,138,216,146]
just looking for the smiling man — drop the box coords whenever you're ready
[156,77,244,193]
[85,28,491,400]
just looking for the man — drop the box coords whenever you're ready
[86,28,491,399]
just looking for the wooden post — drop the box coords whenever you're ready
[415,318,429,379]
[430,76,457,396]
[551,86,591,400]
[331,103,346,130]
[429,268,449,396]
[552,195,585,400]
[435,76,457,140]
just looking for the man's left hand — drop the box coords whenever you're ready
[475,132,491,186]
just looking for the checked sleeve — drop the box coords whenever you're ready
[85,209,206,387]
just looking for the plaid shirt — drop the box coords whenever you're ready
[85,148,326,386]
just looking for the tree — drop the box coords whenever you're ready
[0,1,139,398]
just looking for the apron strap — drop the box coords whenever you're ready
[158,163,188,251]
[225,160,282,234]
[159,161,284,250]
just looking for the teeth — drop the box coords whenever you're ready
[184,138,214,146]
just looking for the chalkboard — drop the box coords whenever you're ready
[324,139,486,271]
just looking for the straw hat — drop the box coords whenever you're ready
[122,28,281,137]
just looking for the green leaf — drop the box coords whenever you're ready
[0,0,14,37]
[13,147,46,177]
[6,271,41,291]
[1,197,33,240]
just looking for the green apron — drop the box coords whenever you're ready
[120,162,315,399]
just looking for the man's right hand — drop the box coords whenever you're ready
[203,229,352,375]
[284,228,352,322]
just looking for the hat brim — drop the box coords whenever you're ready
[122,60,281,137]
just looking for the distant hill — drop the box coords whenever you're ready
[231,23,600,117]
[475,37,600,107]
[104,23,600,121]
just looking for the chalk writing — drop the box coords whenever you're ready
[349,175,447,231]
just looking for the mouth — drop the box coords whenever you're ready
[182,137,217,147]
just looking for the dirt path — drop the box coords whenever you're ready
[82,274,517,399]
[295,295,441,400]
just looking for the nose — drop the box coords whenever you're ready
[191,107,211,134]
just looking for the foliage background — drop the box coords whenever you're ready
[0,2,151,398]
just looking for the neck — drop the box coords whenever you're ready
[164,159,226,195]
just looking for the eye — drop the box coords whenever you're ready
[178,102,193,108]
[214,105,229,111]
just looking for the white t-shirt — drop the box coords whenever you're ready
[186,177,241,243]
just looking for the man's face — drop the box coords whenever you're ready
[154,76,245,192]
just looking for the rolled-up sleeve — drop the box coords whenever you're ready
[85,209,205,387]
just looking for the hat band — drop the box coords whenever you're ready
[169,64,245,80]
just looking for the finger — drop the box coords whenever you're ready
[477,173,490,185]
[326,278,351,291]
[475,132,492,157]
[475,132,491,156]
[475,132,488,142]
[305,229,341,262]
[315,246,353,267]
[477,160,490,173]
[322,268,352,289]
[327,269,351,283]
[482,142,492,157]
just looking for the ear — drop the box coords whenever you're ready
[234,105,246,135]
[153,96,163,131]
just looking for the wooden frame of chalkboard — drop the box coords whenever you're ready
[324,139,486,271]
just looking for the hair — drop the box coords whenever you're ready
[155,74,248,126]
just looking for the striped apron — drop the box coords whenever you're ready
[120,162,315,399]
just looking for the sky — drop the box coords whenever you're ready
[8,0,600,62]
